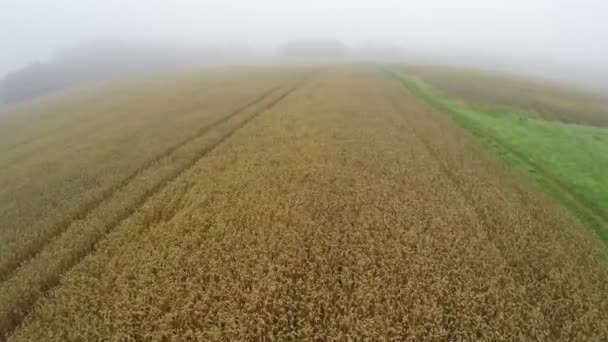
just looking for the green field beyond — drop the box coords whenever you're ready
[388,69,608,242]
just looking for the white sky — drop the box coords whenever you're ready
[1,0,607,76]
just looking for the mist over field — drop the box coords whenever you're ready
[4,1,608,340]
[1,0,607,105]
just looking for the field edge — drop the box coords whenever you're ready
[384,67,608,244]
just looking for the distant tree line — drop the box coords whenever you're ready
[0,40,252,105]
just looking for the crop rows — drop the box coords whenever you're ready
[7,68,608,340]
[0,81,302,339]
[0,69,300,282]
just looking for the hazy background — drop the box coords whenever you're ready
[1,0,607,104]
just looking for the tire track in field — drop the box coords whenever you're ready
[0,82,303,339]
[8,68,608,341]
[384,87,530,287]
[386,92,498,237]
[0,84,248,169]
[0,99,207,169]
[0,86,280,283]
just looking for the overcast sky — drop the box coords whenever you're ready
[1,0,607,77]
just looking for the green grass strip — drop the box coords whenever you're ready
[386,68,608,243]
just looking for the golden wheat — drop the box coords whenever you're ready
[0,67,300,282]
[6,68,608,341]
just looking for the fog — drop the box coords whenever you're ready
[1,0,607,103]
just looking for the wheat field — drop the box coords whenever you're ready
[2,67,608,340]
[0,68,305,283]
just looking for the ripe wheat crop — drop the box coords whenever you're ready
[6,68,608,341]
[0,67,306,338]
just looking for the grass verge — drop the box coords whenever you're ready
[386,68,608,243]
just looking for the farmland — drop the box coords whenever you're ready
[0,67,303,283]
[405,65,608,126]
[2,66,608,340]
[395,66,608,241]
